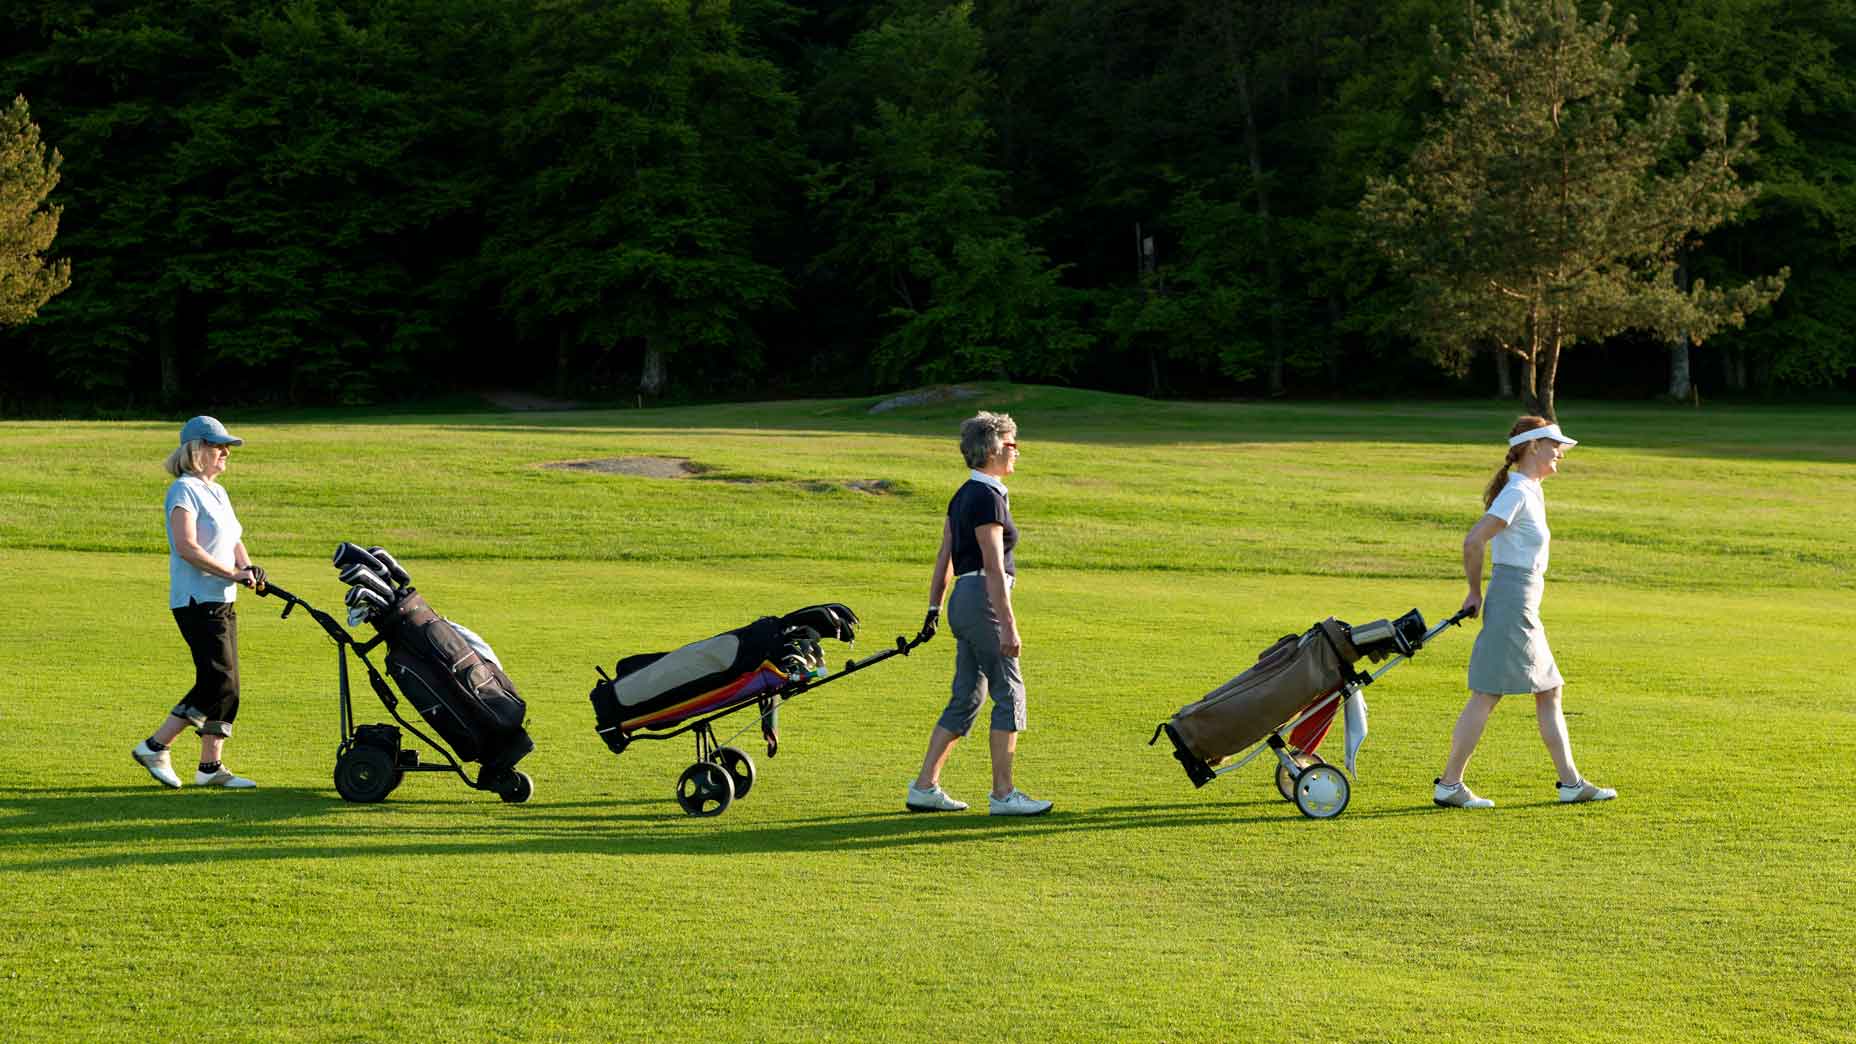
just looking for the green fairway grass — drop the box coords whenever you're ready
[2,388,1852,1042]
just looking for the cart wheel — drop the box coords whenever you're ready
[1274,749,1326,802]
[712,746,756,800]
[675,762,735,817]
[333,745,397,804]
[498,771,534,804]
[1293,764,1351,820]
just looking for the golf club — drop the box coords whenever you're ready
[340,564,396,603]
[366,546,412,587]
[331,541,387,575]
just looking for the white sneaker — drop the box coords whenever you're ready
[906,783,968,812]
[1432,778,1494,809]
[195,767,257,789]
[988,789,1053,816]
[1557,779,1616,803]
[132,741,182,789]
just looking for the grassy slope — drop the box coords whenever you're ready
[1,388,1852,1042]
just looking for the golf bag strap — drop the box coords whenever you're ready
[760,695,779,758]
[366,662,397,708]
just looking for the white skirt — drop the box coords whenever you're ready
[1467,565,1564,695]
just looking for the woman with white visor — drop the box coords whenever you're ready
[1432,416,1615,809]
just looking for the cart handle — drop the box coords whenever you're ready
[1360,607,1473,683]
[257,582,353,645]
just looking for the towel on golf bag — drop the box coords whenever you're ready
[448,621,501,668]
[588,603,858,754]
[1166,618,1362,764]
[372,590,529,767]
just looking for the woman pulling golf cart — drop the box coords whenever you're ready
[132,416,265,790]
[1433,416,1615,809]
[906,411,1052,816]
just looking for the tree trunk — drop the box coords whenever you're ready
[1668,253,1693,400]
[555,328,571,398]
[1667,340,1693,401]
[157,307,181,407]
[1494,347,1514,400]
[1535,339,1561,422]
[639,339,668,399]
[1139,222,1163,396]
[1324,295,1343,389]
[1519,302,1543,415]
[1222,11,1286,396]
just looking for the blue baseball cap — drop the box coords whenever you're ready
[179,415,244,447]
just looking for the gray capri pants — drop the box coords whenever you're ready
[936,573,1028,734]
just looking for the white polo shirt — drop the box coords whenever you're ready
[165,475,243,607]
[1486,472,1550,574]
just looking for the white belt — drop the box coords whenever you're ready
[956,570,1015,588]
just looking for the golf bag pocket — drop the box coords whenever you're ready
[377,593,526,761]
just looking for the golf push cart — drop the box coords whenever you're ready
[1153,607,1470,819]
[590,604,929,817]
[259,542,535,804]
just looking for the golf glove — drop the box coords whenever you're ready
[917,606,940,644]
[245,564,268,591]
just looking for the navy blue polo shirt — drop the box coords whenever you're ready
[947,477,1016,576]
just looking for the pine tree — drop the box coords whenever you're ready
[1360,0,1787,419]
[0,95,71,326]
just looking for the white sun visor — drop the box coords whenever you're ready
[1509,423,1578,447]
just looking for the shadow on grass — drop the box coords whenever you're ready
[0,786,1333,872]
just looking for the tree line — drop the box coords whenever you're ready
[0,0,1849,412]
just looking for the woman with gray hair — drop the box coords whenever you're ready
[906,411,1052,816]
[131,416,266,790]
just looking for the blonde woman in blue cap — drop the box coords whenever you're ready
[1432,415,1616,810]
[132,416,266,789]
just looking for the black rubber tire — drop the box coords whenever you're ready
[499,771,534,804]
[676,761,735,817]
[334,745,398,803]
[712,746,756,800]
[1274,749,1326,802]
[1292,764,1351,820]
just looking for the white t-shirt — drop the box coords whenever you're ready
[165,475,243,608]
[1486,472,1550,573]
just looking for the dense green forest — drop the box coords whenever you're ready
[1,0,1850,410]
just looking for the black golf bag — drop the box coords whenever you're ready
[260,542,537,804]
[372,590,533,781]
[589,603,858,754]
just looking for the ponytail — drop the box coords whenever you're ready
[1483,415,1553,508]
[164,439,209,479]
